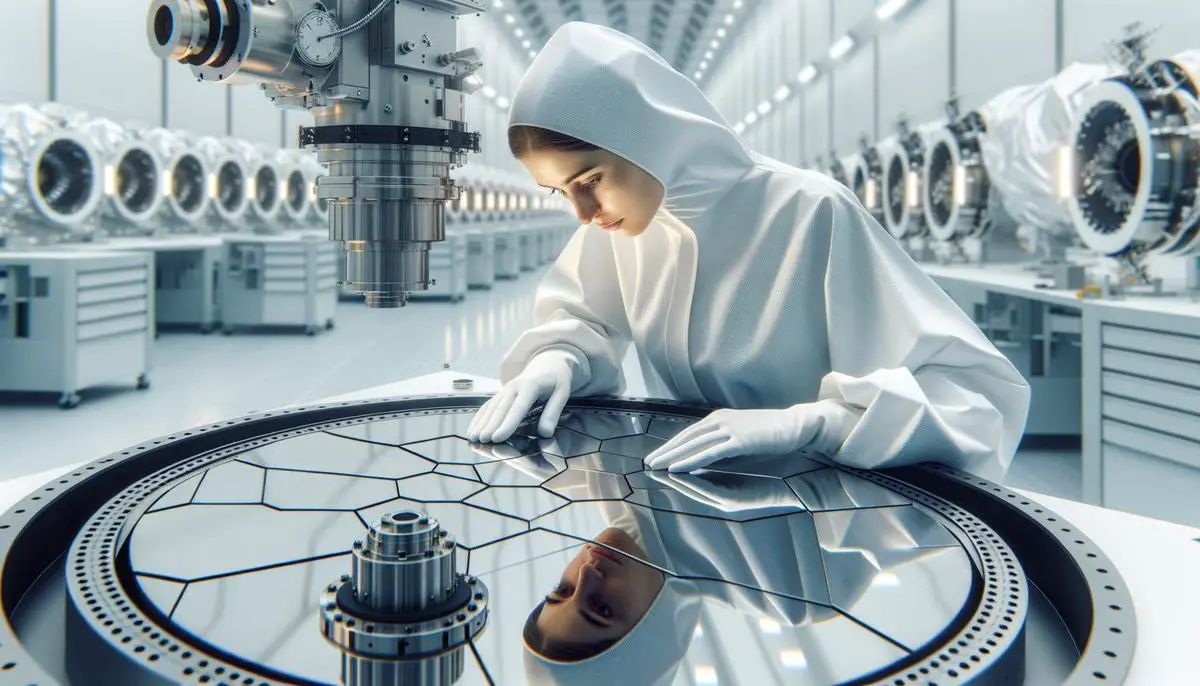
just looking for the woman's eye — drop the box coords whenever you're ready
[580,175,601,190]
[546,188,561,197]
[590,597,614,618]
[552,583,570,596]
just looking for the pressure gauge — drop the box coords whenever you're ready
[295,10,341,68]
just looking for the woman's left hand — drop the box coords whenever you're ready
[643,406,832,473]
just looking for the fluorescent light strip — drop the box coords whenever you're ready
[876,0,909,20]
[829,34,854,60]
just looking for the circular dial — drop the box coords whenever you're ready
[295,10,341,68]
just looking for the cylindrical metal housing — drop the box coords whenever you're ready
[274,149,311,225]
[190,135,250,231]
[924,116,992,243]
[882,123,942,240]
[0,104,104,243]
[147,0,309,88]
[342,649,465,686]
[352,512,456,614]
[297,152,328,225]
[226,139,283,229]
[827,156,849,188]
[321,509,489,686]
[147,0,486,307]
[1067,79,1200,257]
[136,128,211,230]
[72,116,166,234]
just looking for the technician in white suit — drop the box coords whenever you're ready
[467,22,1030,482]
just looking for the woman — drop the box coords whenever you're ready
[466,21,1030,481]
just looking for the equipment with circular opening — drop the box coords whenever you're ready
[0,395,1136,685]
[844,140,886,226]
[73,117,166,232]
[827,156,850,188]
[924,112,991,244]
[187,136,250,230]
[138,130,211,230]
[880,125,937,241]
[1067,76,1200,257]
[297,152,329,224]
[0,104,104,241]
[251,162,281,222]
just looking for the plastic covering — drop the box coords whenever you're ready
[976,63,1115,239]
[0,103,104,243]
[135,128,211,230]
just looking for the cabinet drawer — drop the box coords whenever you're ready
[77,313,147,341]
[1102,371,1200,415]
[1103,325,1200,361]
[1102,418,1200,471]
[78,298,148,323]
[78,281,148,305]
[1103,395,1200,443]
[78,266,145,289]
[1101,348,1200,390]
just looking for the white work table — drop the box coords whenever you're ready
[921,262,1200,530]
[1,369,1196,685]
[922,262,1200,319]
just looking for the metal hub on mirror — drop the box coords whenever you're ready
[321,511,489,686]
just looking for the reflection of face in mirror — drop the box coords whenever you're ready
[525,527,665,660]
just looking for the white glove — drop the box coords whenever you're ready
[643,401,856,473]
[467,350,577,442]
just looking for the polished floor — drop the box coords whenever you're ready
[0,265,1081,500]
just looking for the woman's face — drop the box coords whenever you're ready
[519,148,665,237]
[536,527,665,648]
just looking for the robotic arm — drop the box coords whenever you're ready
[147,0,486,307]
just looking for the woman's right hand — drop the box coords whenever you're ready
[467,351,576,442]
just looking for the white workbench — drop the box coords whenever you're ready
[1,369,1196,684]
[921,262,1200,529]
[57,235,225,331]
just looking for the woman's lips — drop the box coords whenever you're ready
[599,219,624,231]
[587,544,625,565]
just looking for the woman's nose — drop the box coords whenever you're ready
[577,561,604,589]
[573,195,598,224]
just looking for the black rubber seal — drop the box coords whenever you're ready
[185,0,222,66]
[209,0,240,69]
[300,125,481,152]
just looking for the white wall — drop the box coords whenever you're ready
[703,0,1200,166]
[55,0,163,127]
[459,14,533,175]
[0,2,50,104]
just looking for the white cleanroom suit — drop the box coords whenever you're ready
[476,22,1030,482]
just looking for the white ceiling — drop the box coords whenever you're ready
[486,0,753,80]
